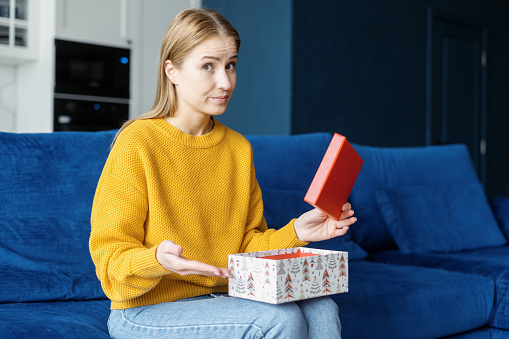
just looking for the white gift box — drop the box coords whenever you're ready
[228,247,348,304]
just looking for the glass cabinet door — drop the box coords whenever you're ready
[0,0,10,46]
[0,0,37,63]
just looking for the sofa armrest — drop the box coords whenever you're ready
[489,196,509,240]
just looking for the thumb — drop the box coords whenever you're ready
[160,240,184,256]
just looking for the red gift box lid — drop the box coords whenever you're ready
[304,133,364,220]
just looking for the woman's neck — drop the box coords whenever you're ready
[164,114,214,136]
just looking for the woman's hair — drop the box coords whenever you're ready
[114,8,240,139]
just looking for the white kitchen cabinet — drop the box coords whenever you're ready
[0,0,39,64]
[55,0,133,47]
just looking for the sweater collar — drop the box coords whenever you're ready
[153,117,226,149]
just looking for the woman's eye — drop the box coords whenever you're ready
[226,62,236,70]
[203,64,213,71]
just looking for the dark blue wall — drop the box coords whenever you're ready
[205,0,509,196]
[203,0,292,135]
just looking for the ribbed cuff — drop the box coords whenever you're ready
[131,245,171,278]
[273,219,309,249]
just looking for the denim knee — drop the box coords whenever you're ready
[257,302,308,338]
[297,297,342,338]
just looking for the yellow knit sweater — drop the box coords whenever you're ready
[89,118,307,309]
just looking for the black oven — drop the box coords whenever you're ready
[54,39,130,131]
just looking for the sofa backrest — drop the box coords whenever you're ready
[247,133,368,260]
[0,130,115,302]
[348,143,490,252]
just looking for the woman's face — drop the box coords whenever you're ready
[166,36,238,119]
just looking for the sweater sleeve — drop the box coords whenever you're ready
[239,160,308,253]
[90,169,175,303]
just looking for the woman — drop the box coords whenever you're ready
[90,8,356,338]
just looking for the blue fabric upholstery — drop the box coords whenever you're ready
[370,246,509,329]
[375,183,506,253]
[246,133,368,260]
[332,260,494,339]
[0,300,110,338]
[0,131,115,302]
[489,196,509,241]
[445,326,509,339]
[2,129,508,338]
[349,143,486,252]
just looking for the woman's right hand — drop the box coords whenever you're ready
[156,240,230,278]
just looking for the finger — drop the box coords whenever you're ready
[339,208,354,221]
[160,240,184,256]
[334,225,349,237]
[177,258,230,278]
[342,202,352,211]
[334,216,357,230]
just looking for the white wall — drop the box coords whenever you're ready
[0,0,53,133]
[16,0,55,133]
[0,65,16,132]
[0,0,200,133]
[130,0,200,118]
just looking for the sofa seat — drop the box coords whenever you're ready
[329,260,494,339]
[445,326,509,338]
[370,246,509,330]
[0,299,110,338]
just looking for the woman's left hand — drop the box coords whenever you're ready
[294,202,357,243]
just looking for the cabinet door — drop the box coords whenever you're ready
[0,0,39,64]
[56,0,131,47]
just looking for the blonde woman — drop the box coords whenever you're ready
[90,8,356,339]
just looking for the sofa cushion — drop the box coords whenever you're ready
[332,260,494,339]
[0,299,110,338]
[375,183,506,253]
[0,218,106,303]
[349,143,492,252]
[247,133,368,260]
[0,131,115,302]
[489,196,509,240]
[370,246,509,330]
[444,326,509,338]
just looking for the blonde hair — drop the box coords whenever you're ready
[114,8,240,140]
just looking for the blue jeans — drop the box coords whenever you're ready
[108,294,341,338]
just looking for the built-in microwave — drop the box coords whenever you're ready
[54,39,130,131]
[54,39,130,98]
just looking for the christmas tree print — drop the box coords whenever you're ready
[310,277,321,296]
[322,269,331,295]
[316,256,324,270]
[336,277,348,293]
[253,261,262,276]
[241,258,249,272]
[328,254,337,271]
[229,258,236,280]
[290,259,300,275]
[236,276,246,295]
[339,255,347,278]
[247,272,256,297]
[284,274,294,301]
[274,281,283,301]
[302,259,311,282]
[277,263,286,275]
[264,262,271,284]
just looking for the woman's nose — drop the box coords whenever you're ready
[216,70,232,90]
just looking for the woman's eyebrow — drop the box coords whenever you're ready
[201,55,238,61]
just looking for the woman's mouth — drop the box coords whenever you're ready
[211,95,229,103]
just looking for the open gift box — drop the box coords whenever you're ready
[228,247,348,304]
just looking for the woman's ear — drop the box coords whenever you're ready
[164,60,177,85]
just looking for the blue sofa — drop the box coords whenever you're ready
[1,130,508,338]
